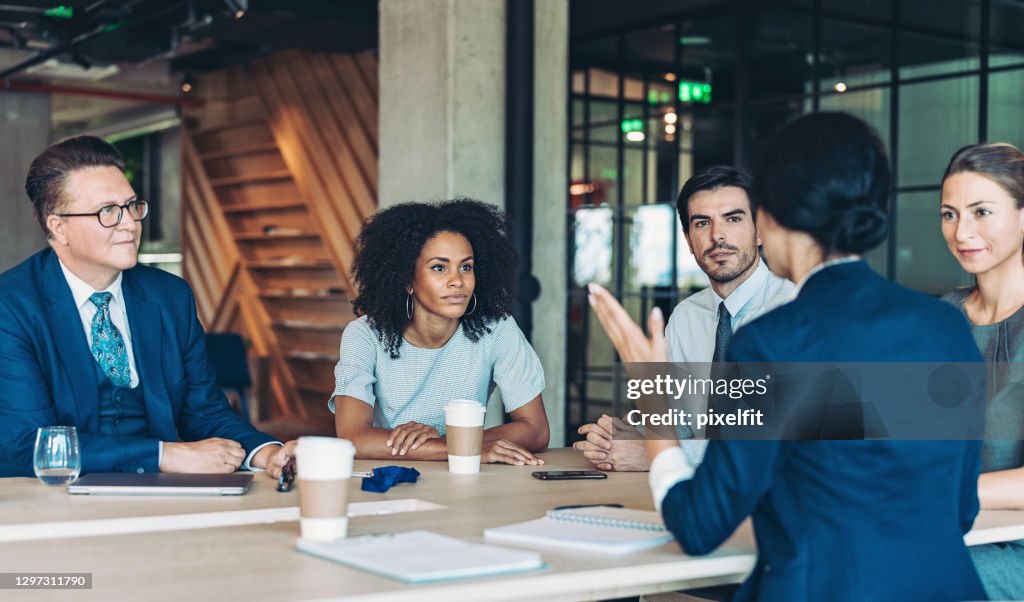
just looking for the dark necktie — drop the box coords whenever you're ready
[707,302,733,438]
[712,301,732,364]
[89,292,131,387]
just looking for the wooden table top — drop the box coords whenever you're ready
[1,447,1020,602]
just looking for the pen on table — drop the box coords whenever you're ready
[277,458,296,493]
[552,503,624,511]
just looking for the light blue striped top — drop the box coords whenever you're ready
[328,316,545,434]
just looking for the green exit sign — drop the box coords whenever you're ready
[620,118,644,133]
[679,81,712,104]
[44,5,74,18]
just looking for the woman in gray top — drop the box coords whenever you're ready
[940,142,1024,599]
[332,199,550,464]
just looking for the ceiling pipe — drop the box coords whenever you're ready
[1,78,203,106]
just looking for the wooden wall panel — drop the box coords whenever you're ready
[251,49,380,289]
[180,51,376,426]
[182,119,303,420]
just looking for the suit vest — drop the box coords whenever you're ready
[93,361,147,437]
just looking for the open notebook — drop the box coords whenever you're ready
[484,506,674,555]
[296,530,544,584]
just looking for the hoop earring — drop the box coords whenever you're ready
[464,293,477,316]
[406,293,414,319]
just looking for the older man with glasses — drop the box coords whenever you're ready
[0,135,295,478]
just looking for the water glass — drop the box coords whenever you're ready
[34,426,81,486]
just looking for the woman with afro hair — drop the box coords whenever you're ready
[329,199,550,464]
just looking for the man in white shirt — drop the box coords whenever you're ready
[574,166,792,471]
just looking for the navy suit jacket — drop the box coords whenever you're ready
[661,261,987,601]
[0,249,275,477]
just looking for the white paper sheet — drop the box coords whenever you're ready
[0,499,447,542]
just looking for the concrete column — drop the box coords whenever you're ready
[0,91,51,271]
[532,0,568,446]
[379,0,568,445]
[158,128,182,252]
[379,0,506,207]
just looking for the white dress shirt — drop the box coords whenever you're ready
[649,259,795,509]
[58,260,275,471]
[665,260,795,363]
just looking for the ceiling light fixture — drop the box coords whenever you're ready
[834,81,847,93]
[24,58,118,81]
[679,35,711,46]
[224,0,248,19]
[625,131,645,143]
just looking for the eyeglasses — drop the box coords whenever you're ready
[57,200,149,228]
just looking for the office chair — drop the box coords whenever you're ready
[205,333,252,423]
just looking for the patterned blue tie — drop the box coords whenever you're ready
[89,292,131,387]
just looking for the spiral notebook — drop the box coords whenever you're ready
[483,506,673,555]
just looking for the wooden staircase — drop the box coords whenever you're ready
[180,51,377,433]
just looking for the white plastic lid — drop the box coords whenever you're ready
[444,399,485,413]
[296,436,356,455]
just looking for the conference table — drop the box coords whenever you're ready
[1,448,1022,601]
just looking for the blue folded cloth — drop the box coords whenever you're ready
[360,466,421,493]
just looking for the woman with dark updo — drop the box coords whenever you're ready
[330,199,549,465]
[587,113,986,601]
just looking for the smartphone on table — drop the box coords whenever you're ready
[531,470,607,480]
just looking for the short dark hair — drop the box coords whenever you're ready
[943,143,1024,211]
[25,135,126,237]
[350,198,520,359]
[676,166,754,233]
[752,112,890,255]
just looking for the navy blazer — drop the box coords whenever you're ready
[661,261,987,601]
[0,249,275,477]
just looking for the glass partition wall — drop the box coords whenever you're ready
[565,0,1024,440]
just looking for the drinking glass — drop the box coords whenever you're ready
[34,426,81,486]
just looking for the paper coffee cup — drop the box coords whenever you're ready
[445,400,486,474]
[296,437,355,541]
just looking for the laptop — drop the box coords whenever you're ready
[67,473,254,496]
